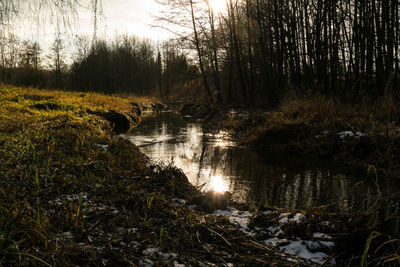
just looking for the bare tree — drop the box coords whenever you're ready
[49,36,65,89]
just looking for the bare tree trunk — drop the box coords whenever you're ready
[246,0,255,104]
[208,5,222,104]
[230,0,248,104]
[190,0,213,102]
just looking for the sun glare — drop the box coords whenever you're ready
[210,0,227,14]
[210,175,229,193]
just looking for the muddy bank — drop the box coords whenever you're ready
[88,101,166,133]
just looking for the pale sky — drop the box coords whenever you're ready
[77,0,172,41]
[17,0,173,50]
[14,0,227,61]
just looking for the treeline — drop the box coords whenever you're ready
[0,34,197,97]
[70,36,197,95]
[164,0,400,104]
[2,0,399,106]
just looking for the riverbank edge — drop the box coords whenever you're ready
[179,98,400,264]
[180,96,400,178]
[0,86,314,266]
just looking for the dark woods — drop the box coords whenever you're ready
[1,0,400,106]
[69,38,197,96]
[174,0,400,105]
[0,35,196,98]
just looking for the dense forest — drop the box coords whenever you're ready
[1,0,399,105]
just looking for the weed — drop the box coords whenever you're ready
[159,225,164,246]
[361,231,382,267]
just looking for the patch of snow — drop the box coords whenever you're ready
[262,210,275,215]
[56,231,74,241]
[198,262,218,267]
[319,240,335,248]
[305,240,322,251]
[313,232,333,240]
[281,240,329,264]
[127,228,138,234]
[160,252,178,260]
[142,247,179,262]
[279,213,291,218]
[265,237,288,247]
[213,208,335,264]
[65,192,88,202]
[338,131,365,139]
[279,213,306,224]
[143,247,160,256]
[213,209,233,216]
[173,261,186,267]
[51,192,89,206]
[111,209,119,214]
[139,259,154,267]
[286,257,299,263]
[213,208,253,234]
[339,131,354,138]
[267,225,282,236]
[131,241,141,247]
[96,144,109,151]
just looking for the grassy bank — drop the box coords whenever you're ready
[0,85,302,266]
[0,85,150,264]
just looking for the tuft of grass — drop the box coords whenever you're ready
[361,231,382,267]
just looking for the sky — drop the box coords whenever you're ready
[17,0,173,50]
[14,0,228,60]
[15,0,231,50]
[77,0,172,41]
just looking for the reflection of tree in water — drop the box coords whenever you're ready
[197,144,364,210]
[131,112,399,213]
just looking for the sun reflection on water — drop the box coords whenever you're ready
[210,175,229,193]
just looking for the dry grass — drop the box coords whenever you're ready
[0,85,151,265]
[0,84,156,113]
[280,91,399,135]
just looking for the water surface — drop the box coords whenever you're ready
[126,112,393,211]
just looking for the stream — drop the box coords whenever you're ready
[125,111,397,212]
